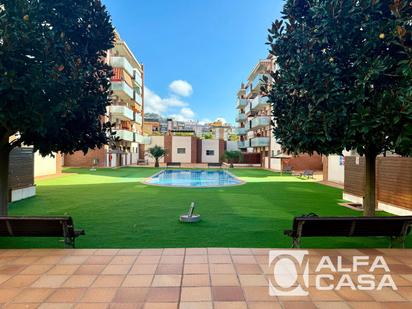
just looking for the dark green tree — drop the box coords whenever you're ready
[0,0,115,215]
[147,146,167,168]
[267,0,412,216]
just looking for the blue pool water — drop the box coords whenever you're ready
[146,170,243,187]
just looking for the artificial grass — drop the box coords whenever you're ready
[1,167,408,249]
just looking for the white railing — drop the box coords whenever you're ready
[250,137,270,147]
[108,105,134,121]
[250,116,271,129]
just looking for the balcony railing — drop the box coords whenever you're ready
[236,99,248,109]
[235,113,247,123]
[238,140,249,149]
[235,127,248,136]
[134,114,143,125]
[135,134,151,145]
[114,129,134,142]
[251,96,269,111]
[112,81,134,102]
[108,105,134,121]
[134,92,143,105]
[250,137,270,147]
[250,116,271,129]
[110,57,134,77]
[133,69,143,87]
[251,74,270,91]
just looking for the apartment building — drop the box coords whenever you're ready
[235,56,322,171]
[209,120,234,141]
[65,31,149,168]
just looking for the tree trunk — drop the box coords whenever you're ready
[0,146,10,216]
[154,158,159,168]
[363,151,377,216]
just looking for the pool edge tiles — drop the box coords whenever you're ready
[143,169,246,188]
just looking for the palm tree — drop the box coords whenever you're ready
[223,150,243,168]
[147,146,167,168]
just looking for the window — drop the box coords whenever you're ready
[206,150,215,156]
[177,148,186,154]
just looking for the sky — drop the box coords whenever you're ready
[102,0,283,125]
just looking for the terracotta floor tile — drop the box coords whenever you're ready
[47,265,79,275]
[2,275,40,288]
[208,255,231,264]
[113,288,149,303]
[93,249,119,256]
[2,304,41,309]
[130,264,158,275]
[109,303,143,309]
[235,264,262,275]
[60,256,89,265]
[84,256,114,265]
[146,287,180,302]
[182,274,210,287]
[40,303,75,309]
[210,274,239,286]
[156,264,183,275]
[397,286,412,301]
[254,256,269,264]
[62,275,97,288]
[139,249,163,256]
[367,288,406,301]
[231,256,256,264]
[159,256,184,265]
[0,274,12,285]
[347,302,387,309]
[143,303,177,309]
[92,275,125,288]
[20,265,53,275]
[122,275,153,287]
[152,275,181,287]
[209,264,235,274]
[101,265,131,275]
[71,249,96,256]
[75,265,106,275]
[136,256,161,265]
[251,249,271,255]
[211,286,244,301]
[185,248,207,255]
[238,275,267,286]
[380,302,412,309]
[281,302,317,309]
[116,249,142,256]
[307,287,342,301]
[81,287,117,303]
[110,256,137,265]
[247,302,283,309]
[229,249,252,255]
[35,256,63,265]
[313,302,351,309]
[11,257,41,265]
[183,264,209,275]
[0,265,27,276]
[184,256,208,264]
[13,288,53,303]
[213,301,248,309]
[336,288,375,301]
[179,302,212,309]
[0,288,21,303]
[243,287,274,302]
[162,249,185,256]
[47,287,86,302]
[208,248,230,255]
[181,287,211,302]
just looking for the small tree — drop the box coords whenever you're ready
[223,150,243,168]
[0,0,114,215]
[267,0,412,216]
[148,146,167,168]
[203,132,213,139]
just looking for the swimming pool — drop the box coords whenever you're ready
[145,170,244,188]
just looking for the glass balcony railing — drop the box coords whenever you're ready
[135,134,151,145]
[108,105,134,121]
[114,129,134,142]
[238,140,249,148]
[236,99,248,109]
[110,57,134,77]
[251,96,269,111]
[112,81,134,101]
[134,113,143,125]
[250,137,270,147]
[235,113,247,123]
[235,127,248,136]
[251,74,270,91]
[250,116,271,129]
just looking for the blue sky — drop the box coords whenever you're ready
[103,0,283,124]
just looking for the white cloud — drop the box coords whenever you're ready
[199,118,211,125]
[144,86,188,115]
[169,80,193,97]
[169,108,196,122]
[214,117,227,124]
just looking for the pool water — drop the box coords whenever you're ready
[145,170,243,187]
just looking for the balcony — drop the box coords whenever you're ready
[133,69,143,87]
[251,96,269,111]
[250,137,270,147]
[250,116,271,129]
[235,127,248,136]
[112,81,134,102]
[135,134,151,145]
[238,140,249,149]
[134,92,143,105]
[114,129,134,142]
[251,74,270,91]
[247,130,255,139]
[110,57,134,77]
[108,105,134,121]
[236,99,248,109]
[134,113,143,125]
[235,113,247,123]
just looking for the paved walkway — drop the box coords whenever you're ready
[0,248,412,308]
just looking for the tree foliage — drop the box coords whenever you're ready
[147,145,166,167]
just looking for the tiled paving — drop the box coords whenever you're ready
[0,248,411,308]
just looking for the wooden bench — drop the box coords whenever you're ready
[300,169,314,178]
[284,215,412,248]
[166,162,181,168]
[208,163,222,168]
[0,216,85,248]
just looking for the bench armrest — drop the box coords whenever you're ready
[284,229,294,237]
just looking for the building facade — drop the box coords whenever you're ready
[65,32,149,168]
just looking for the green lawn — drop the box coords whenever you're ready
[1,167,407,249]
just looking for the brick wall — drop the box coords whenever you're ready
[191,136,198,163]
[164,135,172,163]
[64,148,106,168]
[282,153,323,171]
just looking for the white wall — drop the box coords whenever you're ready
[271,158,282,171]
[145,136,165,164]
[201,140,220,163]
[172,136,192,163]
[34,152,57,177]
[327,151,351,184]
